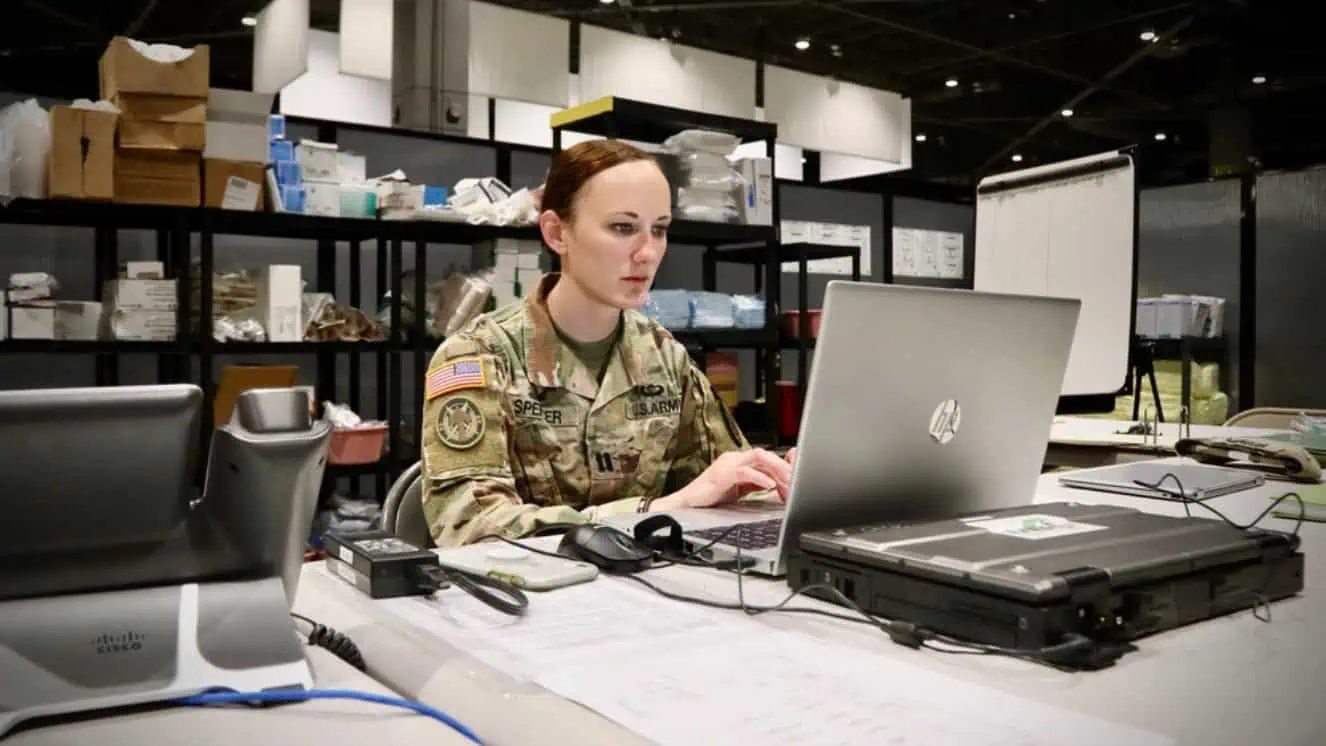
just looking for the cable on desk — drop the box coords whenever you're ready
[290,613,367,672]
[1133,472,1306,536]
[413,563,530,617]
[174,688,484,745]
[1133,471,1306,623]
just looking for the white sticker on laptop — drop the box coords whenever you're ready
[966,514,1107,541]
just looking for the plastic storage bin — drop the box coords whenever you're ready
[328,422,388,465]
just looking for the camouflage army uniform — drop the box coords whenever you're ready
[420,273,750,547]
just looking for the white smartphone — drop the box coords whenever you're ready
[435,542,599,591]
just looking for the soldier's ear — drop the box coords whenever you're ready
[539,210,570,259]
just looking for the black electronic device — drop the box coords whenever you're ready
[325,529,530,615]
[558,524,654,574]
[788,502,1304,668]
[324,529,445,599]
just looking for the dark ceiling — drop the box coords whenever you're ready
[2,0,1320,187]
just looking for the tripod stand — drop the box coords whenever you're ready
[1131,340,1165,422]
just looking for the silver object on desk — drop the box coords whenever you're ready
[1058,460,1265,500]
[0,384,330,737]
[614,281,1081,577]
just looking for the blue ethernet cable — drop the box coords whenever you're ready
[174,688,484,745]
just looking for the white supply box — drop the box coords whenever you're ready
[258,265,304,342]
[104,278,178,341]
[56,302,103,340]
[9,302,56,339]
[295,140,339,181]
[735,157,772,226]
[304,181,342,217]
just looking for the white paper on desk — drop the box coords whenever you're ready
[537,631,1174,746]
[380,580,747,680]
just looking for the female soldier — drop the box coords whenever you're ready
[420,139,795,547]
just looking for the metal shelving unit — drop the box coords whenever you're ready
[0,198,541,499]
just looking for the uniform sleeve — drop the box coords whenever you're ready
[420,336,650,547]
[663,358,751,494]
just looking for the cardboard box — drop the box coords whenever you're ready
[100,36,210,99]
[303,181,341,217]
[107,309,176,341]
[204,158,265,210]
[119,119,205,151]
[55,302,103,340]
[105,278,178,311]
[257,266,304,342]
[114,150,201,207]
[295,140,338,181]
[9,303,56,339]
[48,106,117,200]
[113,93,206,123]
[205,89,275,163]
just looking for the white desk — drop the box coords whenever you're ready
[8,646,478,746]
[294,463,1326,746]
[1046,417,1288,468]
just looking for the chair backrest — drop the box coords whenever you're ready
[1224,407,1326,430]
[382,461,434,548]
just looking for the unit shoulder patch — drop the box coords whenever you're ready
[436,396,486,450]
[425,356,488,400]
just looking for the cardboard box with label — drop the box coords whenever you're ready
[115,150,201,207]
[48,106,117,200]
[204,159,265,210]
[103,277,177,341]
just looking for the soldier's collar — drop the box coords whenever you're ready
[521,273,649,390]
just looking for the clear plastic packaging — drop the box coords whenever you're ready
[664,129,741,156]
[677,203,739,223]
[731,295,766,329]
[689,291,735,329]
[642,289,691,330]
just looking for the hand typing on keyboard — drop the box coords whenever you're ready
[652,448,794,512]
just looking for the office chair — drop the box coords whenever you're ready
[381,461,434,548]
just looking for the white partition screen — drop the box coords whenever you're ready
[975,150,1137,399]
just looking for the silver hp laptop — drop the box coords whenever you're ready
[610,280,1082,576]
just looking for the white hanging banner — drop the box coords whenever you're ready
[339,0,393,80]
[253,0,310,94]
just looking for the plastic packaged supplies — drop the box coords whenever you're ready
[642,289,691,330]
[663,128,746,224]
[689,292,735,329]
[731,295,766,329]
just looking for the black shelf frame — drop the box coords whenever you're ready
[551,96,794,444]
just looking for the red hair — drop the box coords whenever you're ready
[541,139,658,220]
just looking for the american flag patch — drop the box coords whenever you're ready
[425,357,486,400]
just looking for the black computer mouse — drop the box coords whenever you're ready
[557,524,654,574]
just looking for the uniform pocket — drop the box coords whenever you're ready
[511,423,564,506]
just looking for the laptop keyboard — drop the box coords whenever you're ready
[690,518,784,550]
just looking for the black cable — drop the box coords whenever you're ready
[415,564,530,617]
[290,613,367,672]
[1132,472,1305,536]
[1133,471,1306,624]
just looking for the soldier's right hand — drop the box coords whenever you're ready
[661,448,793,510]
